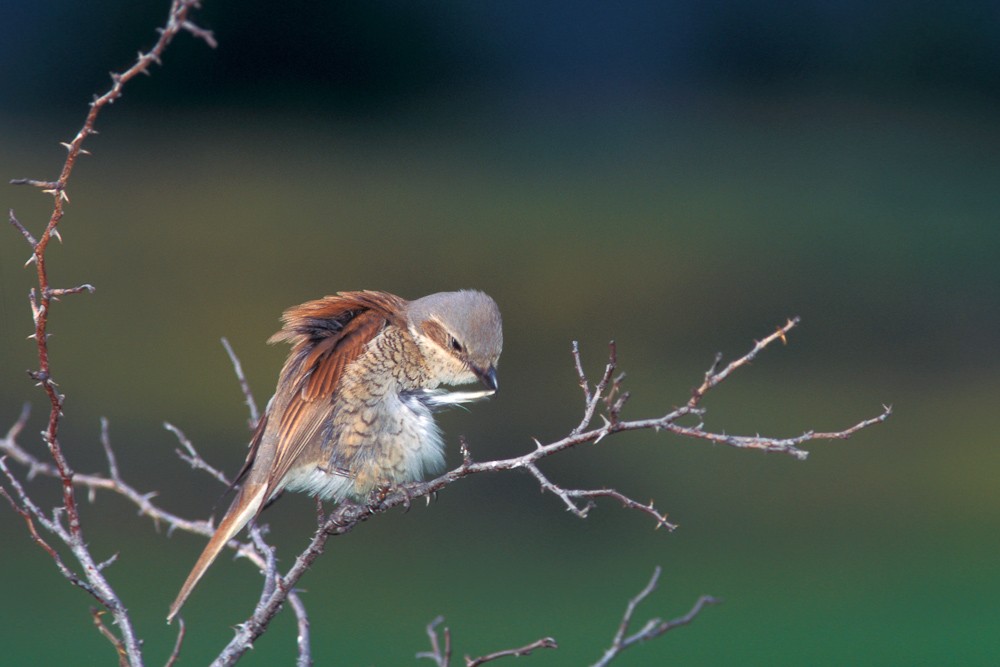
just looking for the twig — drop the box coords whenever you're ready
[166,421,232,486]
[3,1,215,665]
[417,617,555,667]
[688,318,799,409]
[221,337,260,428]
[92,607,131,667]
[164,618,186,667]
[465,637,558,666]
[590,567,720,667]
[197,321,885,663]
[417,617,452,667]
[571,341,619,435]
[0,461,94,596]
[286,590,313,667]
[3,319,889,666]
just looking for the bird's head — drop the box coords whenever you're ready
[407,290,502,391]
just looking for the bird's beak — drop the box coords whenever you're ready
[474,365,498,393]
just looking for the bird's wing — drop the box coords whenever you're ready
[253,291,409,503]
[168,291,408,622]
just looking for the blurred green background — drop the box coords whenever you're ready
[2,1,999,665]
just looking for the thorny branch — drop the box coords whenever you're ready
[2,317,891,666]
[178,319,889,666]
[1,403,312,665]
[3,1,215,666]
[0,3,893,666]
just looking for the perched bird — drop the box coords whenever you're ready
[167,290,502,622]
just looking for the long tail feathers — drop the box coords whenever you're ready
[167,483,269,623]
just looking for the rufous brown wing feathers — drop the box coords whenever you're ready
[167,291,407,621]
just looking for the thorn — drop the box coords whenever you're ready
[24,254,37,267]
[532,438,544,451]
[51,227,62,243]
[60,142,73,151]
[595,421,611,444]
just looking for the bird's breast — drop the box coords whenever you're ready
[286,386,446,502]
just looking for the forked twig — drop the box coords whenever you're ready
[416,617,452,667]
[2,316,890,666]
[590,567,720,667]
[3,3,217,663]
[465,637,558,666]
[1,0,895,665]
[418,617,556,667]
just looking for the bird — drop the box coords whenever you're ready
[167,290,502,622]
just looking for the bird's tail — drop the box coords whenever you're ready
[167,482,269,623]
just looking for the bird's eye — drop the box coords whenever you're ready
[450,337,463,353]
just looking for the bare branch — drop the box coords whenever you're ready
[417,617,555,667]
[91,607,131,667]
[48,284,96,298]
[523,459,676,529]
[286,591,313,667]
[571,340,619,435]
[3,0,892,665]
[9,210,38,246]
[465,637,558,666]
[4,1,215,664]
[688,317,799,408]
[659,406,893,460]
[417,617,452,667]
[99,417,121,480]
[181,19,218,48]
[3,315,889,665]
[167,318,890,664]
[590,567,720,667]
[0,462,92,594]
[9,178,61,190]
[166,421,232,486]
[164,618,186,667]
[221,337,261,428]
[572,342,593,406]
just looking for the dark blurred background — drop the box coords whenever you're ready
[2,1,999,665]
